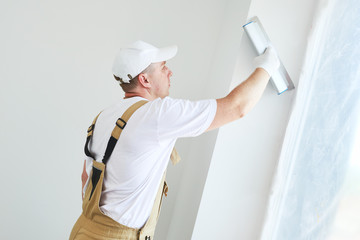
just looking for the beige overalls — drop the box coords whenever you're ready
[70,100,180,240]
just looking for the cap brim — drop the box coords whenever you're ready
[152,45,178,63]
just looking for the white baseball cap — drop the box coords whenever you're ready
[112,40,178,83]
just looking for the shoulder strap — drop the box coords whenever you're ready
[84,112,102,159]
[102,100,148,164]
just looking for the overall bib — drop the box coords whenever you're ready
[70,100,180,240]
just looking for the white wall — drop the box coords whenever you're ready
[0,0,318,239]
[160,1,252,239]
[0,0,244,239]
[192,0,317,239]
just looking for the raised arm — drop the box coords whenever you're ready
[207,46,280,131]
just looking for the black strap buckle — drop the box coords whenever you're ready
[116,118,127,129]
[87,124,94,133]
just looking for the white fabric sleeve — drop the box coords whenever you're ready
[156,97,217,142]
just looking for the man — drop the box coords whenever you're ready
[70,40,279,239]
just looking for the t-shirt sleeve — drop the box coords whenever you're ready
[155,97,217,142]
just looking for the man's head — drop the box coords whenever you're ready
[112,40,177,99]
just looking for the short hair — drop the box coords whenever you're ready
[113,64,154,93]
[114,74,139,93]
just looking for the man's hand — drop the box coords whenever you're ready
[81,160,88,200]
[253,46,280,77]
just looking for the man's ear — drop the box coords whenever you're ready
[138,73,151,88]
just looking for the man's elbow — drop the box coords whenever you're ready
[239,111,246,119]
[237,103,250,119]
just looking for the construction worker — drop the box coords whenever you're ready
[69,40,280,240]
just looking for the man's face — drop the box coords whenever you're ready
[147,61,173,98]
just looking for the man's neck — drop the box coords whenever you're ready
[124,91,155,101]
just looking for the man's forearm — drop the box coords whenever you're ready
[207,68,270,131]
[207,46,279,131]
[227,68,270,117]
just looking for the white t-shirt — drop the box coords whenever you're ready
[84,96,217,228]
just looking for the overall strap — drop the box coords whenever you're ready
[170,148,181,165]
[139,170,167,240]
[84,112,102,159]
[102,100,148,165]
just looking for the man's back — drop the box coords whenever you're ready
[84,96,217,228]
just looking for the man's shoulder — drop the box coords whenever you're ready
[147,97,194,110]
[147,97,216,117]
[149,96,202,105]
